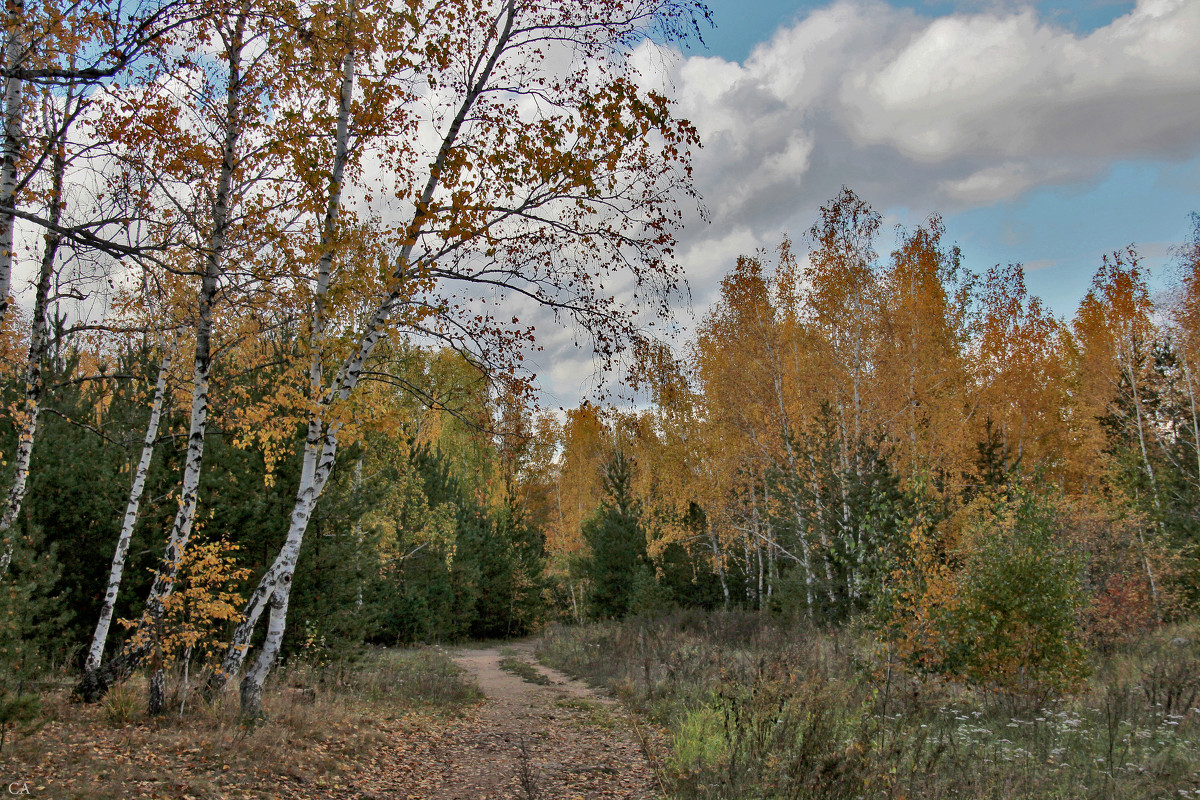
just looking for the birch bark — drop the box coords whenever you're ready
[206,7,359,700]
[708,522,730,609]
[75,1,247,701]
[1120,340,1162,613]
[1182,358,1200,489]
[0,0,25,329]
[139,0,245,632]
[0,116,62,573]
[84,348,172,671]
[236,2,519,719]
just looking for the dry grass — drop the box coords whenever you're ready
[537,611,1200,800]
[0,647,479,800]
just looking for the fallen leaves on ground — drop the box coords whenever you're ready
[0,647,665,800]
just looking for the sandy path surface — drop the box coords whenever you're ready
[386,642,663,799]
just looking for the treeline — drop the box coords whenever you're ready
[3,174,1198,716]
[540,190,1200,692]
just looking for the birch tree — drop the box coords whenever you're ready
[199,0,708,718]
[0,88,72,573]
[0,0,192,330]
[875,217,973,486]
[75,0,290,702]
[1169,213,1200,494]
[973,262,1066,479]
[1071,249,1163,611]
[84,343,173,672]
[805,188,882,476]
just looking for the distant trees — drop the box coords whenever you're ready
[540,188,1199,695]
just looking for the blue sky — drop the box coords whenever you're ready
[534,0,1200,401]
[692,1,1140,63]
[670,0,1200,315]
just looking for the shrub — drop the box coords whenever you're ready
[895,489,1089,696]
[0,527,65,748]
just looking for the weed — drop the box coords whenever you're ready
[312,646,483,710]
[538,612,1200,800]
[517,735,542,800]
[102,681,140,725]
[553,696,616,728]
[499,655,553,686]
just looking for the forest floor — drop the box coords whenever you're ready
[0,643,664,800]
[354,641,663,799]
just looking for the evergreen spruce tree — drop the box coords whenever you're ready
[582,451,649,619]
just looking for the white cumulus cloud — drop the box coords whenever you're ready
[656,0,1200,232]
[547,0,1200,401]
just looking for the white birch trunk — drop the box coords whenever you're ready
[0,0,25,329]
[85,349,172,671]
[207,14,358,699]
[1182,357,1200,489]
[140,1,244,625]
[1120,341,1162,612]
[0,128,61,573]
[741,517,752,605]
[75,3,247,701]
[208,421,327,698]
[781,437,824,615]
[233,3,518,718]
[763,480,776,602]
[708,522,730,609]
[240,432,336,717]
[755,524,764,609]
[352,456,364,611]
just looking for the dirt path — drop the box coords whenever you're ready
[356,642,663,800]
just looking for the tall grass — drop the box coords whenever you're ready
[537,610,1200,800]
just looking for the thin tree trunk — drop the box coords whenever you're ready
[352,456,364,611]
[1182,357,1200,490]
[779,445,817,613]
[75,3,246,702]
[137,0,241,641]
[206,12,359,700]
[810,452,842,608]
[232,427,336,714]
[0,125,61,573]
[1122,344,1162,612]
[708,523,730,609]
[238,435,341,716]
[0,0,25,330]
[749,479,762,608]
[235,2,519,719]
[763,480,776,602]
[834,412,859,603]
[239,586,288,716]
[778,456,816,619]
[755,524,764,610]
[742,522,752,605]
[84,348,172,672]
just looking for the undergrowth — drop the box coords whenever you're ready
[536,610,1200,800]
[2,646,479,799]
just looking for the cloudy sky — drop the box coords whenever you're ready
[533,0,1200,405]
